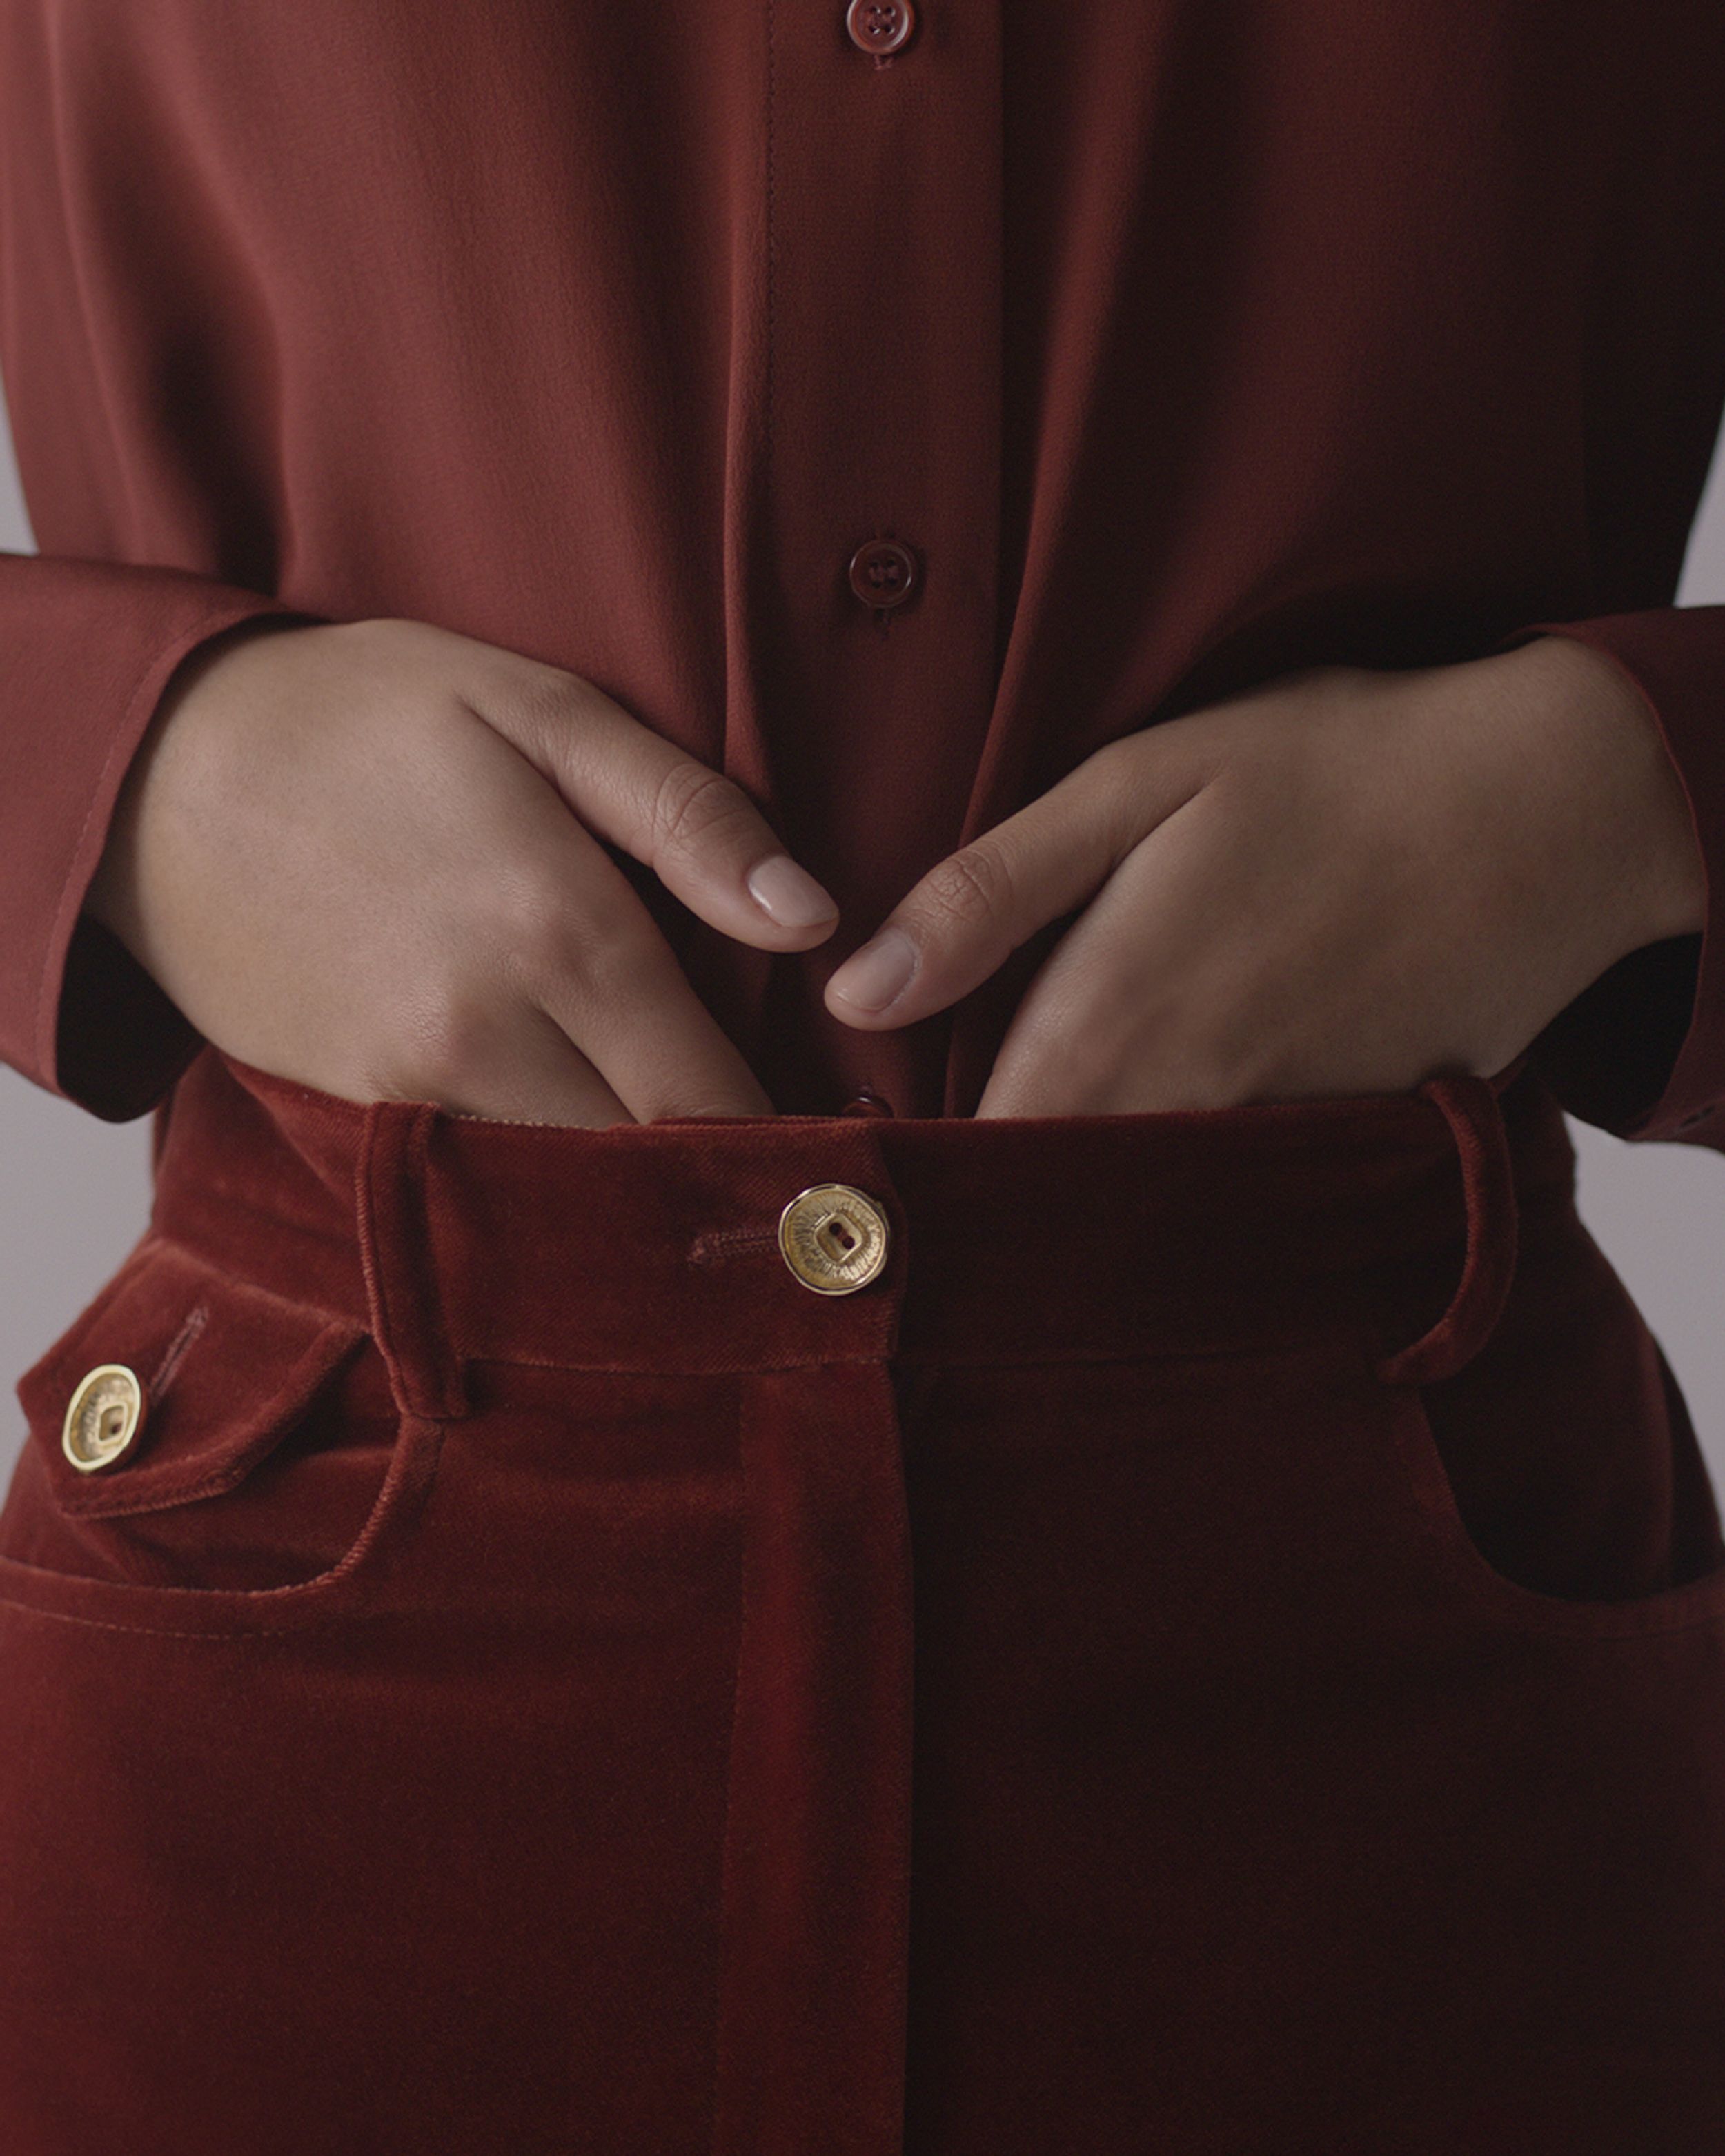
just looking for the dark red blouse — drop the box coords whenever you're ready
[3,2,1724,1129]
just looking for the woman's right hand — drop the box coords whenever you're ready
[85,614,840,1125]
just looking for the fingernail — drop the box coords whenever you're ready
[829,927,918,1012]
[746,853,839,929]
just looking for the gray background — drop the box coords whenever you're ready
[6,389,1725,1486]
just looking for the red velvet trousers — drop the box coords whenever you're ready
[2,1047,1724,2153]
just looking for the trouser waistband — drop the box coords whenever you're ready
[148,1047,1573,1423]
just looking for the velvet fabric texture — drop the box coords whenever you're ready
[1,1044,1723,2153]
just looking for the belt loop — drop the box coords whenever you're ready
[356,1099,469,1422]
[1372,1071,1519,1389]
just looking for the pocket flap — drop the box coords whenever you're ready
[15,1234,369,1521]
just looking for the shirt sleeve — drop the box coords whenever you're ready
[0,551,319,1121]
[1492,604,1725,1150]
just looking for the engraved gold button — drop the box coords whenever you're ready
[778,1183,890,1296]
[61,1364,147,1474]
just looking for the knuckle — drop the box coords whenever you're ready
[648,760,752,865]
[495,664,582,754]
[343,615,451,680]
[484,852,650,998]
[488,867,579,978]
[922,844,1014,931]
[328,614,399,659]
[571,933,641,1012]
[391,982,502,1096]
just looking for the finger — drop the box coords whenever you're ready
[410,1003,639,1127]
[825,735,1208,1029]
[515,824,776,1122]
[484,1018,636,1125]
[971,844,1189,1119]
[969,787,1284,1118]
[480,664,840,953]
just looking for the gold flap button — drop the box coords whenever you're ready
[61,1364,148,1474]
[778,1183,891,1296]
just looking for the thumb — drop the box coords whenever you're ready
[825,733,1205,1029]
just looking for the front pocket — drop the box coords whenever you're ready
[1372,1343,1725,1641]
[1347,1184,1725,1640]
[0,1232,438,1633]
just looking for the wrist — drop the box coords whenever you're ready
[86,613,290,949]
[1502,631,1707,950]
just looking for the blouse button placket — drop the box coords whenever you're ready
[751,2,1004,1123]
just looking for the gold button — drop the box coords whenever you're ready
[61,1365,148,1474]
[778,1183,891,1296]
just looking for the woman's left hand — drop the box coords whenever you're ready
[823,635,1708,1117]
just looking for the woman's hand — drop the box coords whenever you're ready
[824,635,1707,1117]
[88,614,839,1124]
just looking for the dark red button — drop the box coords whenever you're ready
[845,0,916,57]
[840,1089,896,1119]
[848,537,919,611]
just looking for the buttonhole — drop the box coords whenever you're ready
[148,1302,210,1398]
[689,1227,779,1269]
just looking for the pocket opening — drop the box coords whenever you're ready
[1379,1352,1725,1640]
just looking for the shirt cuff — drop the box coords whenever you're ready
[1492,606,1725,1145]
[0,553,322,1121]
